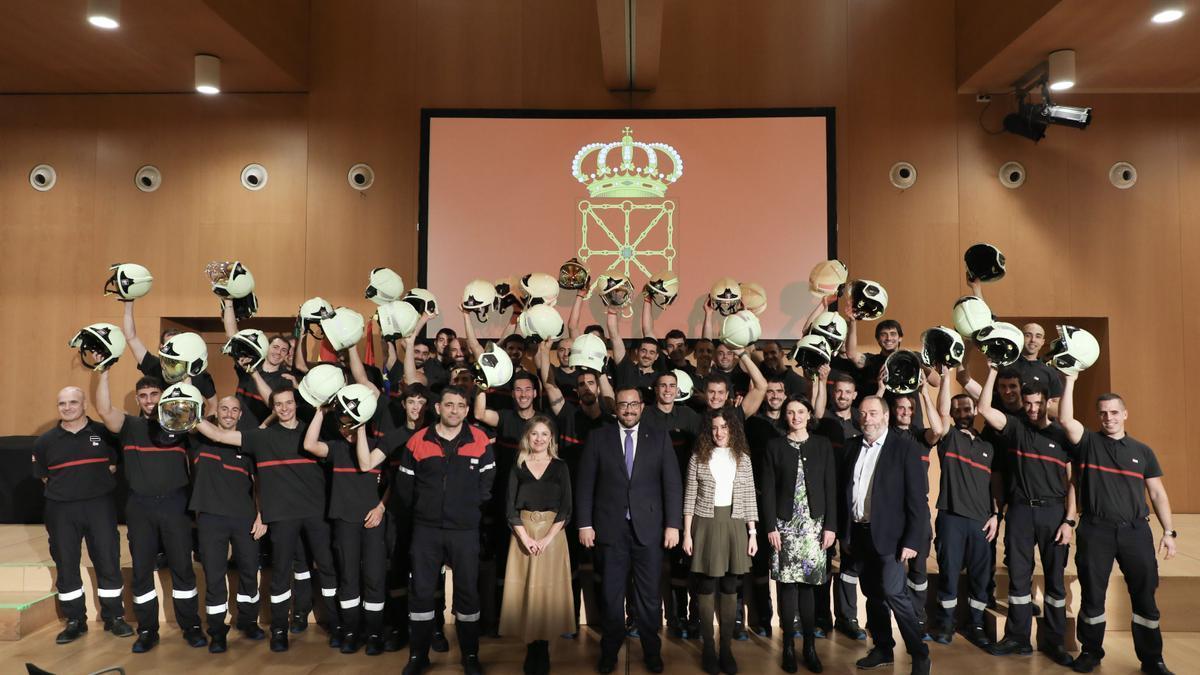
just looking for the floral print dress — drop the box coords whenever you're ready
[771,438,828,585]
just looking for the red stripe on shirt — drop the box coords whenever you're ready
[333,467,381,474]
[194,452,250,476]
[1010,448,1069,468]
[561,435,583,445]
[921,455,931,463]
[1081,462,1144,480]
[236,387,264,402]
[256,458,318,468]
[124,445,187,455]
[944,451,992,474]
[47,457,110,471]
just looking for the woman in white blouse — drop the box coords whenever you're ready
[683,407,759,675]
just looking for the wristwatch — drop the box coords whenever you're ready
[1165,530,1178,538]
[1063,518,1077,528]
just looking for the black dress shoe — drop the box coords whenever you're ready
[365,633,385,656]
[702,641,720,675]
[930,626,953,644]
[329,625,344,648]
[131,630,159,653]
[988,637,1033,656]
[463,654,485,675]
[1042,644,1075,666]
[403,655,431,675]
[104,617,133,637]
[718,645,737,674]
[752,625,772,638]
[910,657,931,675]
[56,618,88,644]
[803,643,823,673]
[340,631,361,654]
[855,647,894,670]
[431,629,450,652]
[1072,652,1102,673]
[239,624,266,640]
[270,629,289,652]
[644,653,665,673]
[183,625,208,648]
[289,613,308,633]
[781,640,798,673]
[209,633,227,653]
[836,620,868,641]
[1140,661,1175,675]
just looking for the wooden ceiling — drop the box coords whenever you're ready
[959,0,1200,93]
[0,0,308,93]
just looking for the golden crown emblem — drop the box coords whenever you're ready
[571,127,683,198]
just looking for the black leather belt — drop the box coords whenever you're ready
[1021,497,1064,507]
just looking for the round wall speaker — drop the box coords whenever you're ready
[348,163,375,191]
[1109,162,1137,190]
[29,164,56,192]
[240,163,269,191]
[889,162,917,190]
[135,165,162,192]
[998,161,1026,189]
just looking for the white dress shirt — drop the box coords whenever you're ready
[851,430,888,523]
[709,447,736,507]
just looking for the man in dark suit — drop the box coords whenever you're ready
[840,396,931,675]
[576,386,683,674]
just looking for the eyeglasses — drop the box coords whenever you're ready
[615,401,643,410]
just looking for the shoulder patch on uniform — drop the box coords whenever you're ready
[1133,458,1140,464]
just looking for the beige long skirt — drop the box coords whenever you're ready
[499,510,575,642]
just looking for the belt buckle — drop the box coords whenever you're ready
[1028,498,1045,507]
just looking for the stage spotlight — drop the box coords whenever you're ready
[1048,49,1075,91]
[87,0,120,29]
[1003,104,1047,142]
[195,54,221,95]
[1151,0,1185,23]
[1043,104,1092,129]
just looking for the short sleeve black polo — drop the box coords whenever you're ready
[1074,430,1162,522]
[241,423,325,523]
[189,438,256,519]
[999,412,1072,502]
[32,420,118,502]
[325,437,383,523]
[1012,358,1064,399]
[118,414,191,496]
[935,427,996,522]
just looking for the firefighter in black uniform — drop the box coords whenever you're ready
[397,386,496,675]
[34,386,133,644]
[195,386,340,653]
[815,371,864,640]
[190,395,267,651]
[1059,374,1177,675]
[95,370,205,652]
[978,366,1077,666]
[926,368,999,649]
[304,394,389,656]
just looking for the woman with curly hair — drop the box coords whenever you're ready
[683,407,759,674]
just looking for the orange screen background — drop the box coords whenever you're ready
[423,114,831,338]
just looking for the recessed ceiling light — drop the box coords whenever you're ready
[1152,1,1185,23]
[87,0,120,29]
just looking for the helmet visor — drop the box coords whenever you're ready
[158,399,200,432]
[559,263,588,290]
[604,286,631,308]
[160,355,189,384]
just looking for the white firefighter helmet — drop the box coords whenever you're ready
[809,311,848,353]
[882,350,923,394]
[493,277,522,314]
[520,272,560,309]
[333,383,378,429]
[710,277,743,316]
[791,334,832,374]
[964,243,1006,283]
[207,260,255,299]
[1044,325,1100,374]
[596,274,633,309]
[68,323,127,371]
[402,288,439,317]
[842,279,888,320]
[299,363,348,408]
[321,307,365,351]
[920,326,966,368]
[740,282,767,315]
[645,270,680,309]
[365,267,405,305]
[158,332,209,384]
[103,262,153,300]
[377,300,421,342]
[672,369,695,402]
[952,295,994,340]
[558,258,590,290]
[517,304,565,342]
[719,310,762,349]
[461,279,497,323]
[568,333,608,372]
[222,328,269,371]
[299,297,336,337]
[809,259,848,298]
[975,321,1023,367]
[158,382,204,433]
[473,343,514,389]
